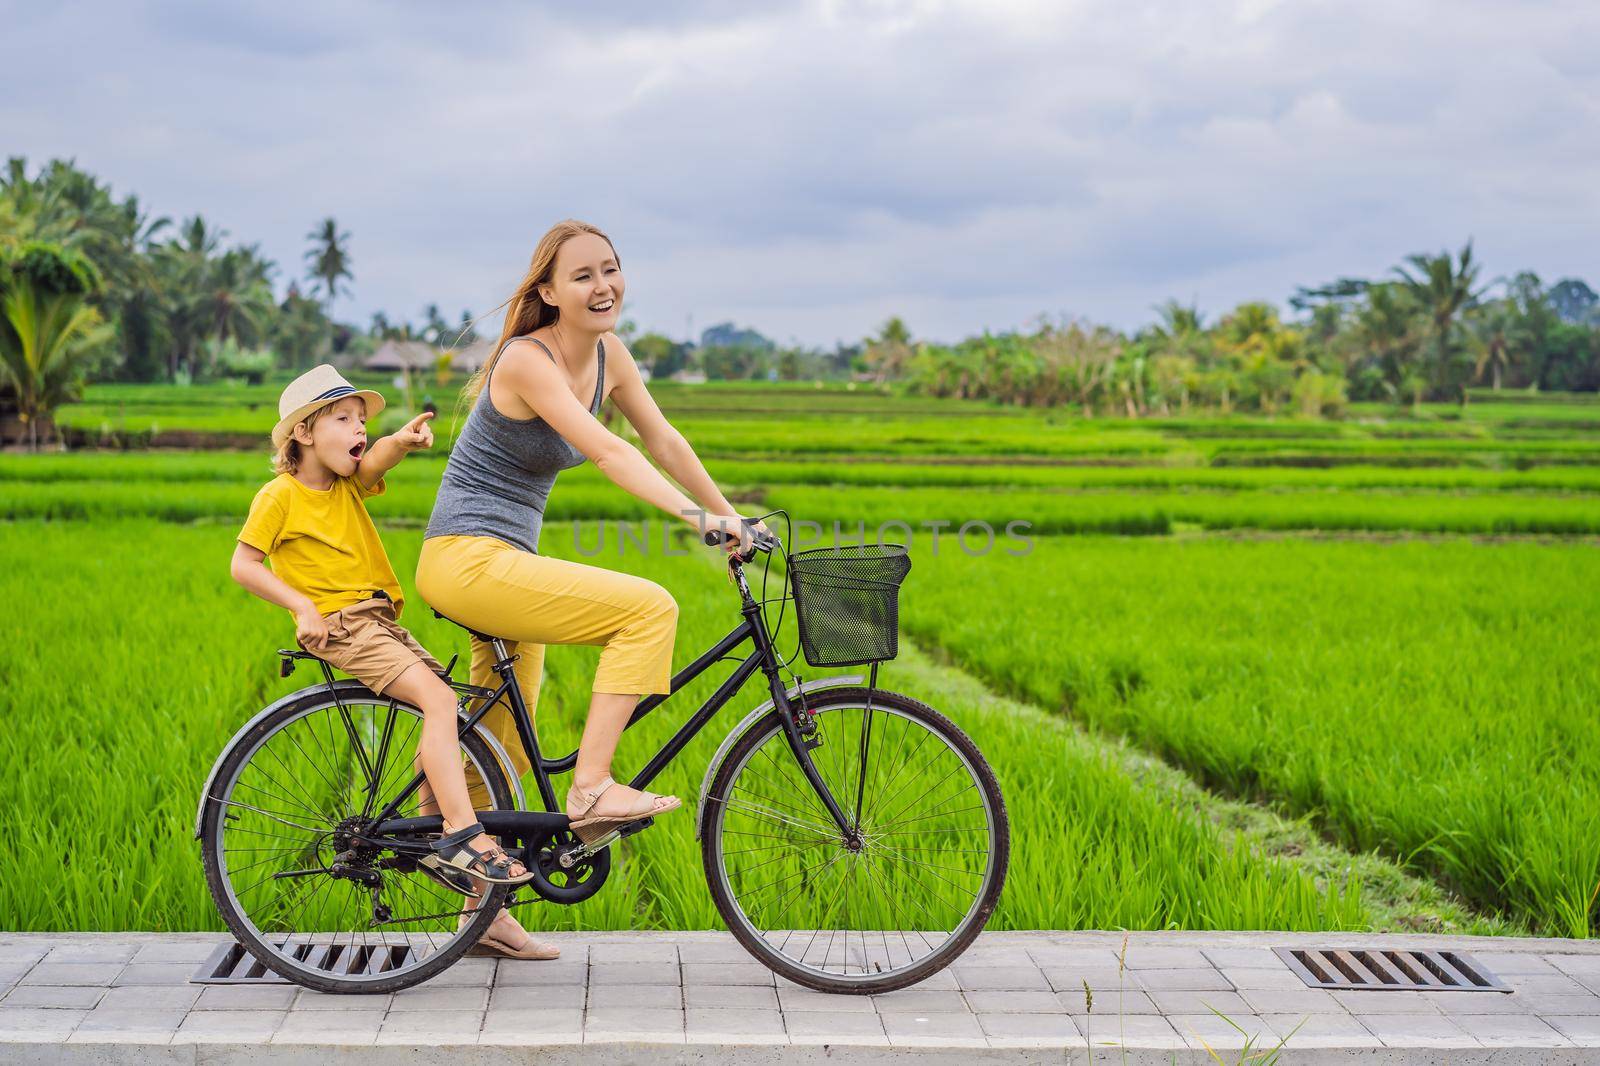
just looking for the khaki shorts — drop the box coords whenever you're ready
[296,596,444,696]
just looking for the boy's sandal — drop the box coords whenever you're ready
[415,854,481,898]
[565,775,682,844]
[429,820,535,885]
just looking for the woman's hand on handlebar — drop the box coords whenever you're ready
[704,513,756,557]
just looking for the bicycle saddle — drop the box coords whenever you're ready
[429,606,504,646]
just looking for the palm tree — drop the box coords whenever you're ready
[1393,241,1485,398]
[865,316,914,384]
[107,196,172,381]
[273,286,333,371]
[1470,302,1517,391]
[152,216,226,381]
[201,245,276,344]
[305,218,352,314]
[1469,278,1546,393]
[1350,282,1421,403]
[0,242,112,449]
[422,303,448,344]
[1146,302,1210,388]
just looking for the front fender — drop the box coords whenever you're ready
[693,675,861,839]
[193,679,527,838]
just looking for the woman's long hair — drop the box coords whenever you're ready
[457,219,620,414]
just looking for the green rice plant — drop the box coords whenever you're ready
[892,531,1600,937]
[764,484,1600,537]
[12,452,1600,495]
[3,519,1444,934]
[0,470,650,524]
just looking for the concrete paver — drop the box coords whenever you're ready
[683,982,776,1009]
[963,989,1061,1013]
[0,985,105,1009]
[1359,1012,1479,1048]
[1136,966,1237,990]
[1454,1012,1572,1048]
[784,1009,888,1045]
[173,1008,286,1042]
[478,1007,583,1044]
[684,1006,786,1042]
[0,929,1594,1061]
[71,1009,189,1043]
[1261,1011,1382,1047]
[879,1010,987,1047]
[273,1008,385,1044]
[1169,1010,1278,1049]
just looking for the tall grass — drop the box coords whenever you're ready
[3,519,1433,934]
[893,532,1600,937]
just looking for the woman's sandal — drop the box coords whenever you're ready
[565,775,682,845]
[461,907,561,960]
[425,820,536,885]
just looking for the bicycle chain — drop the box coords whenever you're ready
[364,886,540,927]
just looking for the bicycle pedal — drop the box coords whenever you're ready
[617,816,654,839]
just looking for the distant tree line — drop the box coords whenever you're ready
[873,243,1600,414]
[626,321,862,383]
[0,157,502,443]
[7,156,1600,446]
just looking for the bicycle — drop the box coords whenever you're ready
[194,511,1010,994]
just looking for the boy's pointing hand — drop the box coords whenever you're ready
[396,411,435,451]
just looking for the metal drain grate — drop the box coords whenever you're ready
[191,940,421,984]
[1275,947,1510,993]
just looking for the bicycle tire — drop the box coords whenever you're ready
[700,686,1009,994]
[199,685,515,994]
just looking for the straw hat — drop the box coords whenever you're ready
[273,364,386,447]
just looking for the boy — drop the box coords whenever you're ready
[228,365,544,925]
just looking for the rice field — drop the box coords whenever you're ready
[886,532,1600,939]
[4,384,1597,938]
[2,519,1440,935]
[54,379,1600,466]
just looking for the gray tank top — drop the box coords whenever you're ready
[423,336,605,554]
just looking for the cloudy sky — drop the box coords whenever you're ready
[5,0,1597,347]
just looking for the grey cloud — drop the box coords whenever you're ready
[3,0,1598,346]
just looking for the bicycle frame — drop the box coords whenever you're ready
[355,555,868,845]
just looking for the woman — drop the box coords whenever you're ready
[415,219,767,959]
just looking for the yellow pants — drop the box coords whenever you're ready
[415,533,679,808]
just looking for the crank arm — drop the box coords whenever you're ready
[561,817,655,865]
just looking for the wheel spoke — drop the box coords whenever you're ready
[716,794,839,838]
[709,700,1002,987]
[207,696,515,990]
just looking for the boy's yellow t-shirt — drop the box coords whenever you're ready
[238,472,405,616]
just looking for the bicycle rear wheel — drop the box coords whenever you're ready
[701,686,1008,993]
[199,686,516,993]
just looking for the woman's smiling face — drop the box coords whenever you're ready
[540,232,624,330]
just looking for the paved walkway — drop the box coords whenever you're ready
[2,930,1599,1062]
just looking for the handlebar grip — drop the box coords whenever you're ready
[702,516,759,547]
[703,517,777,561]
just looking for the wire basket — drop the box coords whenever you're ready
[787,543,912,668]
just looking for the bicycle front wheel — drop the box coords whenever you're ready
[199,685,517,993]
[701,686,1008,993]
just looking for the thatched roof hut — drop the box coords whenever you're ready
[366,340,439,371]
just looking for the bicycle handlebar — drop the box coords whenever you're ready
[703,516,779,563]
